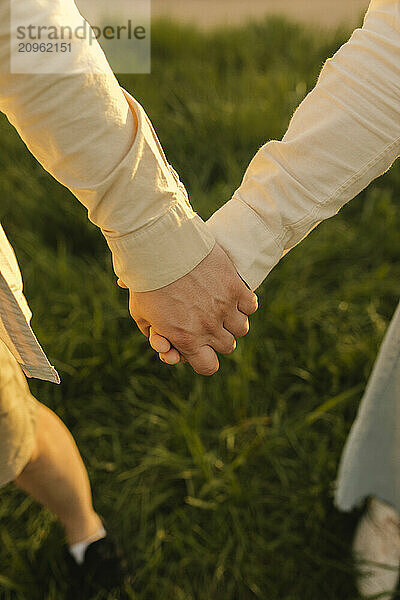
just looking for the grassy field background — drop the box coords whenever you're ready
[79,0,370,30]
[0,16,400,600]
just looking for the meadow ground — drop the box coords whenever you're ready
[0,15,399,600]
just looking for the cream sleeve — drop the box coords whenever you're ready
[207,0,400,291]
[0,0,215,292]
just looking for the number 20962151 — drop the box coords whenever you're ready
[18,42,72,53]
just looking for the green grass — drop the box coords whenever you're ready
[0,14,399,600]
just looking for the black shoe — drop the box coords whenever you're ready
[64,533,133,599]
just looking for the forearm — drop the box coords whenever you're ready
[0,0,215,291]
[207,0,400,290]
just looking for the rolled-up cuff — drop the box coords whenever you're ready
[103,201,216,292]
[206,196,283,291]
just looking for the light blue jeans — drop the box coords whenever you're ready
[335,300,400,514]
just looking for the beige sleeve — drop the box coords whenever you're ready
[0,0,215,292]
[207,0,400,291]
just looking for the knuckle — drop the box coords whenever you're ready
[136,317,148,329]
[174,330,196,352]
[202,318,218,335]
[134,317,148,335]
[236,320,249,337]
[221,339,236,354]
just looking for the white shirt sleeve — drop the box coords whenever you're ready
[0,0,215,292]
[207,0,400,291]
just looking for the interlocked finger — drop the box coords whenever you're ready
[135,318,150,338]
[149,329,171,353]
[238,291,258,315]
[223,310,249,338]
[210,328,237,355]
[183,345,220,376]
[159,347,181,365]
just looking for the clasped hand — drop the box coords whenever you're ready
[118,244,258,375]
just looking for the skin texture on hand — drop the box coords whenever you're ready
[118,243,258,375]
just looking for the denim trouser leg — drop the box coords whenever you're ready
[334,299,400,514]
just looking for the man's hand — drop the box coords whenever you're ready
[118,244,258,376]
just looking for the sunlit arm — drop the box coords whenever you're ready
[207,0,400,291]
[0,0,215,292]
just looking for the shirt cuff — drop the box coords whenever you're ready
[104,202,216,292]
[100,88,216,292]
[206,196,283,291]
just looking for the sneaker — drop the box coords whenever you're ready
[64,530,133,598]
[353,497,400,598]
